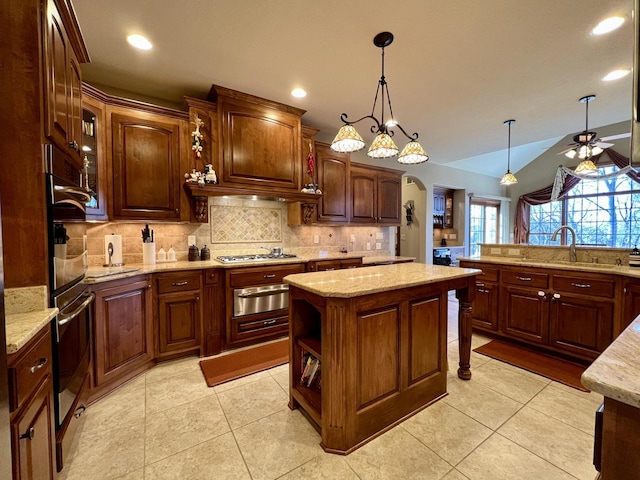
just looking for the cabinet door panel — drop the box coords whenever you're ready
[220,99,301,190]
[623,281,640,330]
[44,0,70,152]
[157,292,202,356]
[112,113,181,219]
[93,279,153,386]
[68,55,83,163]
[549,295,613,359]
[317,146,349,223]
[13,378,55,480]
[350,171,376,223]
[377,173,401,224]
[501,286,548,344]
[472,282,499,331]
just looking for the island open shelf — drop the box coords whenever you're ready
[285,263,480,454]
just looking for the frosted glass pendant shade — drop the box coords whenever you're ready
[397,141,429,164]
[331,125,365,153]
[575,159,597,174]
[499,171,518,185]
[367,133,399,158]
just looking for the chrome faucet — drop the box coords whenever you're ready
[551,225,577,262]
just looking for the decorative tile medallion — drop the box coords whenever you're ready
[210,205,283,243]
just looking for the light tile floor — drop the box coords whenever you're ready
[60,299,602,480]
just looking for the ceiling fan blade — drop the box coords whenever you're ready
[594,141,613,148]
[599,133,631,141]
[557,147,574,155]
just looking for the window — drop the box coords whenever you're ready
[469,199,500,256]
[529,165,640,247]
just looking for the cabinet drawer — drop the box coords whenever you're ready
[553,275,614,298]
[229,264,305,288]
[502,269,548,289]
[460,262,499,282]
[230,314,288,343]
[341,258,363,269]
[156,272,202,294]
[8,328,52,412]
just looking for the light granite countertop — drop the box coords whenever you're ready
[459,256,640,278]
[6,308,58,354]
[284,262,481,298]
[84,254,415,284]
[582,315,640,408]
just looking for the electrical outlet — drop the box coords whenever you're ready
[376,242,382,250]
[375,232,384,240]
[350,234,356,243]
[490,247,501,254]
[401,233,406,241]
[366,242,371,250]
[313,235,319,244]
[508,248,521,256]
[188,235,196,246]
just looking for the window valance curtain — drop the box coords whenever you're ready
[513,149,639,244]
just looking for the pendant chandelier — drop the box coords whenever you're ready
[330,32,428,165]
[499,119,518,185]
[564,95,606,175]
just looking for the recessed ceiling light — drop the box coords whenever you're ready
[602,69,631,81]
[82,145,92,152]
[291,88,307,98]
[127,34,152,50]
[591,16,625,36]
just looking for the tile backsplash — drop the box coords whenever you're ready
[84,197,392,265]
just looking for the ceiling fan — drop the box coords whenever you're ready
[558,94,630,159]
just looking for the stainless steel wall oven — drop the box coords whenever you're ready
[46,145,93,444]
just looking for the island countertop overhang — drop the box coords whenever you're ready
[284,263,481,298]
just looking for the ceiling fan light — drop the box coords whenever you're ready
[591,146,604,155]
[367,133,399,158]
[397,141,428,164]
[331,125,365,153]
[500,171,518,186]
[575,159,598,174]
[565,149,577,159]
[578,145,590,159]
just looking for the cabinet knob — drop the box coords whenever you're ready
[29,357,48,373]
[537,291,547,300]
[20,428,35,440]
[175,208,179,214]
[147,284,152,289]
[552,293,561,300]
[69,140,79,151]
[74,405,86,418]
[195,296,200,302]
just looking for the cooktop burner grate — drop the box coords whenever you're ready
[216,253,298,263]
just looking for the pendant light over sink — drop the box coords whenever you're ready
[330,32,429,165]
[499,119,518,186]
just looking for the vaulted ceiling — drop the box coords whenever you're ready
[74,0,635,177]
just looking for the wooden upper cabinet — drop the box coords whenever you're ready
[316,142,350,223]
[42,0,89,168]
[350,165,377,224]
[82,89,108,220]
[110,109,185,220]
[350,163,403,225]
[377,172,402,224]
[210,85,305,192]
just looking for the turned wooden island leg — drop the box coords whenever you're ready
[456,285,473,380]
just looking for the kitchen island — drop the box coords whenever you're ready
[284,262,480,454]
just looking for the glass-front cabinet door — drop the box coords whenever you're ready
[82,94,107,220]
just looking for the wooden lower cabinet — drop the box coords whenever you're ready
[623,279,640,328]
[8,327,55,480]
[154,272,203,358]
[500,285,549,345]
[91,276,154,395]
[203,268,223,356]
[306,258,362,272]
[548,294,613,359]
[472,281,499,331]
[461,261,617,362]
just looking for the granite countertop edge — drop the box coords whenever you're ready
[582,315,640,408]
[284,263,481,298]
[458,256,640,277]
[84,254,417,284]
[6,308,58,354]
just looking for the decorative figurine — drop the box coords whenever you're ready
[191,113,204,159]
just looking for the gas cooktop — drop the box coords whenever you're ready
[216,253,298,263]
